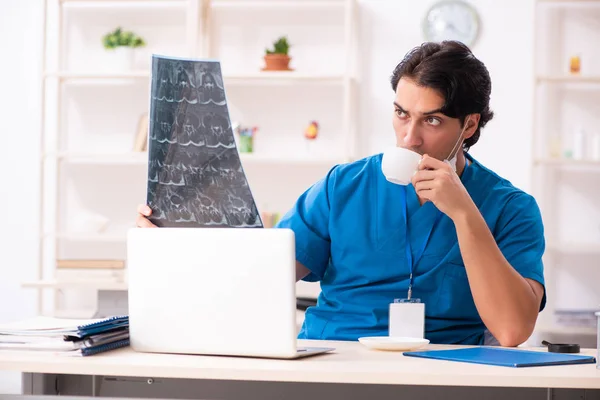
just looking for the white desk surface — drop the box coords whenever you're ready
[0,340,598,389]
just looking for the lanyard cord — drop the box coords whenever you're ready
[402,187,442,300]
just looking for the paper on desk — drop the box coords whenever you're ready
[0,315,128,338]
[0,330,130,351]
[0,317,106,336]
[0,335,79,351]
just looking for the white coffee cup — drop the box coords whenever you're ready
[381,147,422,185]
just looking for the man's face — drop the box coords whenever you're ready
[392,77,473,160]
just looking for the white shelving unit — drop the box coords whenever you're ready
[205,0,358,305]
[531,0,600,346]
[35,0,203,317]
[206,0,357,206]
[33,0,354,318]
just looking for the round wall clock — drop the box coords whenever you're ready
[423,1,480,47]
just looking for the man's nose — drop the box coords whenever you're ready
[403,122,421,148]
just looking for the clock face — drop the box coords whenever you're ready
[423,1,480,47]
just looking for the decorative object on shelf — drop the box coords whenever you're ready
[422,1,480,47]
[146,55,262,228]
[133,113,149,152]
[304,120,319,154]
[102,27,146,71]
[569,54,581,74]
[237,126,258,153]
[263,36,293,71]
[548,135,562,159]
[304,120,319,140]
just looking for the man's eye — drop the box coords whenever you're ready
[426,117,441,126]
[395,109,407,118]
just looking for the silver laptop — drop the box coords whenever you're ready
[127,227,334,359]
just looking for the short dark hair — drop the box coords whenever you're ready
[390,41,494,151]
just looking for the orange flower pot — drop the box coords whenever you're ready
[263,54,292,71]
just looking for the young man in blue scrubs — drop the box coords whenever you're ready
[276,41,545,347]
[137,41,546,347]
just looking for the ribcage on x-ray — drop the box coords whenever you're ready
[146,56,262,228]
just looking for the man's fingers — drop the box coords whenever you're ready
[415,188,433,201]
[411,169,437,186]
[418,154,448,171]
[137,204,152,216]
[414,179,436,192]
[136,215,157,228]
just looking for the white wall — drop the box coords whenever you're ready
[0,0,536,394]
[0,0,43,393]
[358,0,535,193]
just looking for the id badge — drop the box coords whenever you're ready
[389,298,425,338]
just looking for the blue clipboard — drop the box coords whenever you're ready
[403,347,597,368]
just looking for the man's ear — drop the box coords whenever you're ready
[463,114,481,140]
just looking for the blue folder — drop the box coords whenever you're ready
[403,347,597,368]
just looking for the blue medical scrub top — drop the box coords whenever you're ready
[276,153,546,345]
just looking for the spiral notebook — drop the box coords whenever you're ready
[0,316,128,338]
[0,316,130,356]
[69,338,131,357]
[403,347,597,368]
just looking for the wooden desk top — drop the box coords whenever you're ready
[0,340,598,389]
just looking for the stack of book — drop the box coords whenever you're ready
[0,315,129,356]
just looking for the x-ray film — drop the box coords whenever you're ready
[146,55,262,228]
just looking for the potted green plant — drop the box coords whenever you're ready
[102,27,146,70]
[263,36,292,71]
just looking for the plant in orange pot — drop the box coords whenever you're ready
[263,36,292,71]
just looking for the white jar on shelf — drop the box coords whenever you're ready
[548,135,562,159]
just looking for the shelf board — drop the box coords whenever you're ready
[46,232,128,243]
[45,71,349,85]
[537,0,600,9]
[48,151,345,166]
[45,71,151,81]
[534,158,600,169]
[22,280,128,291]
[536,75,600,84]
[211,0,346,9]
[240,153,347,165]
[548,243,600,255]
[61,1,187,10]
[52,151,148,165]
[224,72,349,85]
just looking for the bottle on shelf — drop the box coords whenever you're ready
[548,135,562,159]
[569,54,581,75]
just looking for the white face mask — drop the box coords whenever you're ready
[444,116,471,172]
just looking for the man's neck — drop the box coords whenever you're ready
[455,151,467,177]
